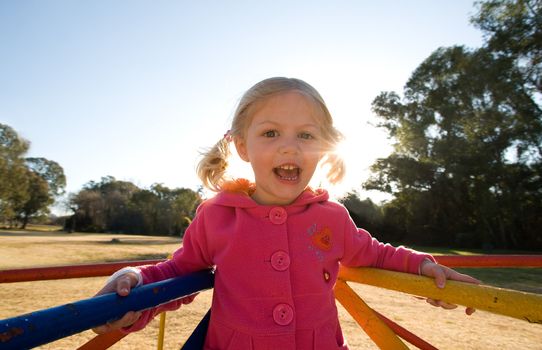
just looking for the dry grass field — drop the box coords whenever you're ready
[1,227,541,349]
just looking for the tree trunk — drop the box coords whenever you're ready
[21,215,29,229]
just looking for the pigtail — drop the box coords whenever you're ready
[320,124,346,184]
[196,136,232,192]
[321,153,346,184]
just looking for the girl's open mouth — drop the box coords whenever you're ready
[274,164,300,181]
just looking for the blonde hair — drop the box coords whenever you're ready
[197,77,345,191]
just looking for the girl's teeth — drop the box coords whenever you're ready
[274,165,300,180]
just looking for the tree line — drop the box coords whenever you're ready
[344,0,542,251]
[65,176,201,236]
[0,124,200,235]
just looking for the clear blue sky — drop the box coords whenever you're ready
[0,1,484,212]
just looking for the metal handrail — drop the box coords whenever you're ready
[1,255,541,349]
[0,270,214,350]
[0,259,165,283]
[1,255,540,284]
[339,267,542,324]
[335,266,542,349]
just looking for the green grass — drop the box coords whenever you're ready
[403,244,542,294]
[406,244,542,256]
[455,267,542,294]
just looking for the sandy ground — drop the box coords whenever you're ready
[1,230,541,349]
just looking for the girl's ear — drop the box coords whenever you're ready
[234,136,250,162]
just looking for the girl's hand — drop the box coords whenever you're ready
[92,272,142,334]
[420,259,481,315]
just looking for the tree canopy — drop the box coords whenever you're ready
[362,0,542,250]
[66,176,201,236]
[471,0,541,95]
[0,124,67,227]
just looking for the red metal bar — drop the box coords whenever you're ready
[374,310,438,350]
[77,330,127,350]
[1,255,541,284]
[435,255,542,268]
[0,259,165,283]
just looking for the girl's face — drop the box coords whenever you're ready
[234,91,325,206]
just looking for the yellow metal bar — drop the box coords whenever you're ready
[334,280,409,350]
[157,253,173,350]
[157,312,166,350]
[339,266,542,324]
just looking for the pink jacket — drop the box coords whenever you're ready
[128,185,433,349]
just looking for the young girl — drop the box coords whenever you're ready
[94,77,478,349]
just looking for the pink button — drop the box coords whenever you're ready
[269,207,287,224]
[270,251,290,271]
[273,303,294,325]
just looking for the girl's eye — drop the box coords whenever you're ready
[263,130,278,137]
[299,132,314,140]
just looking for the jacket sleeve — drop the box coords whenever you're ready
[340,208,435,274]
[122,204,214,333]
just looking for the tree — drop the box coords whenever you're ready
[365,45,542,249]
[0,124,30,224]
[69,177,137,233]
[129,189,159,233]
[68,177,201,235]
[0,124,66,227]
[471,0,542,95]
[339,192,383,235]
[169,187,200,235]
[68,189,106,232]
[26,157,66,197]
[146,184,200,235]
[13,157,67,228]
[16,169,52,229]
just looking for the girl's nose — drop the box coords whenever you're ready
[278,136,300,154]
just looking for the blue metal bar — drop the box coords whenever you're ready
[0,270,214,350]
